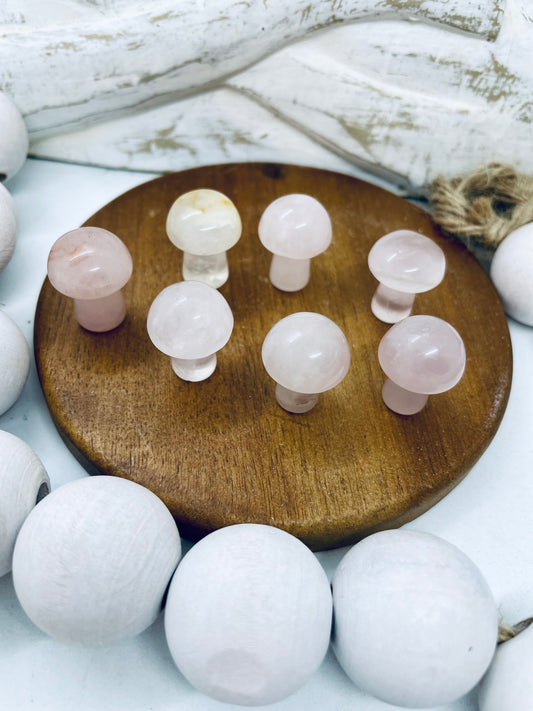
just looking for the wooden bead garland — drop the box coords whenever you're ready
[12,476,182,646]
[0,430,50,577]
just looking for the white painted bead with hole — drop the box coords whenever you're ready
[0,92,28,181]
[332,529,498,708]
[490,222,533,326]
[0,310,30,415]
[12,475,181,646]
[478,620,533,711]
[0,430,50,577]
[0,183,17,274]
[164,523,332,706]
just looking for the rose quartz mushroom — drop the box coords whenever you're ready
[147,280,233,382]
[378,315,466,415]
[166,189,242,288]
[47,227,133,332]
[258,194,332,291]
[262,312,351,413]
[368,230,446,323]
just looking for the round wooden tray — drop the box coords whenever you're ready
[34,163,512,550]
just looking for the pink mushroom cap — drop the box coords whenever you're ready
[47,227,132,300]
[262,312,351,394]
[147,281,234,360]
[258,194,332,259]
[378,315,466,395]
[368,230,446,294]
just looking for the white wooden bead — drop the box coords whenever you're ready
[0,92,28,181]
[0,430,49,577]
[332,529,498,708]
[12,475,181,646]
[478,621,533,711]
[0,183,17,273]
[490,222,533,326]
[0,310,30,416]
[164,523,332,706]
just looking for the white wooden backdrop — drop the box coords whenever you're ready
[0,0,531,194]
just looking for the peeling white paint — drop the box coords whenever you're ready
[2,0,530,193]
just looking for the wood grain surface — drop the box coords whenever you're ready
[34,163,512,550]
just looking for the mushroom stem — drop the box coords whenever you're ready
[73,290,126,332]
[171,354,217,382]
[371,283,415,323]
[269,254,310,292]
[182,251,228,289]
[382,378,428,415]
[275,384,318,414]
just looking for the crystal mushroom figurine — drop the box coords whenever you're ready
[378,315,466,415]
[166,189,242,289]
[47,226,133,332]
[368,230,446,323]
[258,194,332,291]
[262,312,351,413]
[147,280,234,382]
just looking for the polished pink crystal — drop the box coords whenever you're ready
[368,230,446,323]
[147,280,234,381]
[378,315,466,414]
[258,194,332,291]
[47,227,132,332]
[262,312,351,413]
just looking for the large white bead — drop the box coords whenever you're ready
[164,523,332,706]
[490,222,533,326]
[0,430,49,577]
[0,92,29,181]
[332,529,498,708]
[478,621,533,711]
[0,310,30,416]
[0,183,17,273]
[12,476,181,646]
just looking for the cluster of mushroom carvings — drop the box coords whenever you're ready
[45,188,466,416]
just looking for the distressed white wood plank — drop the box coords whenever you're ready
[30,88,390,186]
[27,1,529,193]
[227,1,531,189]
[0,0,502,137]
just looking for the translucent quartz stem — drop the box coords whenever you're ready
[382,378,428,415]
[171,354,217,382]
[73,290,126,332]
[269,254,310,292]
[182,251,228,289]
[275,383,318,414]
[371,283,415,323]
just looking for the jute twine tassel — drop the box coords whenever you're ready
[430,163,533,254]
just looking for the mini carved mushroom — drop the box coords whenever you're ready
[0,92,28,182]
[368,230,446,323]
[378,315,466,415]
[258,194,332,291]
[47,226,133,332]
[262,312,350,413]
[166,188,242,288]
[147,280,234,382]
